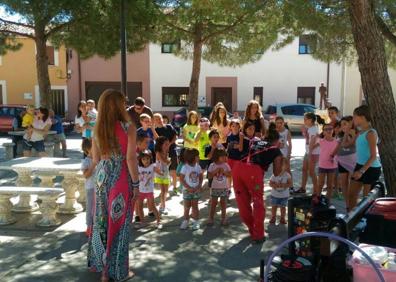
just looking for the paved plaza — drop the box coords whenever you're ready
[0,135,347,282]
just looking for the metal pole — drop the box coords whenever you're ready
[120,0,127,96]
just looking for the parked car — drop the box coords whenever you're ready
[172,106,232,133]
[0,105,26,133]
[263,103,317,132]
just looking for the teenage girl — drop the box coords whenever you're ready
[183,111,199,149]
[242,100,267,138]
[211,104,230,146]
[348,105,382,210]
[299,113,320,194]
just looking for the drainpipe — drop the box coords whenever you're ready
[77,52,82,101]
[326,62,330,97]
[340,61,346,114]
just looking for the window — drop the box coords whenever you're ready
[265,105,276,115]
[253,87,263,106]
[46,46,55,65]
[297,87,315,105]
[51,89,65,117]
[298,35,314,54]
[162,87,189,106]
[161,42,179,53]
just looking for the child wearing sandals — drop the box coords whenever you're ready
[207,148,231,226]
[136,150,162,229]
[269,157,292,225]
[179,148,203,230]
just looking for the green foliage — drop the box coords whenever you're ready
[0,33,22,55]
[0,0,157,58]
[279,0,396,68]
[155,0,284,66]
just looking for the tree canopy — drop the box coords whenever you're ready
[278,0,396,67]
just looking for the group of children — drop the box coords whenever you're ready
[81,100,381,234]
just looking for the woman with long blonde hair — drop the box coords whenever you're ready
[87,89,139,282]
[243,100,267,138]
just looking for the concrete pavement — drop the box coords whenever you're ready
[0,136,348,282]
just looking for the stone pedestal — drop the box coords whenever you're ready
[36,193,62,227]
[44,142,55,157]
[34,171,55,188]
[3,143,15,160]
[58,173,83,214]
[0,193,17,225]
[76,172,86,206]
[13,170,38,213]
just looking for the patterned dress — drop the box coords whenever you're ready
[88,122,132,281]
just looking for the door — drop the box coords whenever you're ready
[297,87,315,105]
[51,89,65,117]
[85,81,143,106]
[253,87,263,106]
[211,87,232,112]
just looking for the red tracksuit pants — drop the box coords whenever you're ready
[232,161,265,240]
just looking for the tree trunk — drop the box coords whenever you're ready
[35,29,52,108]
[348,0,396,196]
[188,25,203,111]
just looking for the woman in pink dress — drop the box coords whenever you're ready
[88,89,139,282]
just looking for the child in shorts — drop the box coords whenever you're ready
[269,157,292,225]
[207,148,231,226]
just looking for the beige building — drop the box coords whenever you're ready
[0,37,68,116]
[342,64,396,115]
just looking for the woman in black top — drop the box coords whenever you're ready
[232,126,282,243]
[242,100,267,138]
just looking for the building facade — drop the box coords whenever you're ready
[0,37,68,116]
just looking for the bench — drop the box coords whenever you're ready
[0,187,64,227]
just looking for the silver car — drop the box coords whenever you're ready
[264,103,317,132]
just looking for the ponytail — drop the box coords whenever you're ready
[266,122,280,144]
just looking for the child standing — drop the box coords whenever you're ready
[22,105,35,140]
[348,105,382,210]
[180,148,203,230]
[137,113,158,153]
[336,116,357,212]
[226,119,243,169]
[182,111,199,150]
[299,113,320,194]
[154,136,171,215]
[317,124,339,201]
[195,117,211,171]
[275,117,293,191]
[205,129,225,162]
[81,139,96,236]
[269,157,292,225]
[137,150,162,229]
[207,148,231,226]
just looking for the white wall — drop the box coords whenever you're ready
[149,38,343,112]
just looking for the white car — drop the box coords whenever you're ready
[264,103,317,132]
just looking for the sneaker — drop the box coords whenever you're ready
[289,187,295,194]
[192,220,200,231]
[294,187,306,194]
[160,208,168,215]
[135,216,141,222]
[156,222,163,230]
[180,220,189,230]
[148,212,155,217]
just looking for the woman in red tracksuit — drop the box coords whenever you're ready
[232,123,282,243]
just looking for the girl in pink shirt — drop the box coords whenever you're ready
[317,123,339,201]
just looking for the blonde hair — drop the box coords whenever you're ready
[94,89,130,156]
[244,100,262,121]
